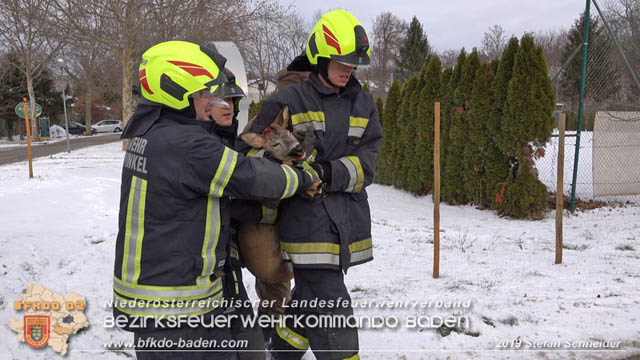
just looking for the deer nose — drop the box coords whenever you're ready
[290,144,304,156]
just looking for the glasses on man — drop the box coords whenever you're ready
[192,89,229,109]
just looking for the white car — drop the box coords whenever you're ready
[92,120,123,133]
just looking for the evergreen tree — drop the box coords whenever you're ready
[397,16,431,74]
[391,75,419,189]
[488,38,519,209]
[444,49,480,203]
[409,55,442,195]
[376,81,402,185]
[0,53,24,139]
[501,34,555,219]
[372,96,384,182]
[464,63,494,207]
[248,99,264,119]
[438,67,454,197]
[503,161,549,219]
[375,97,384,127]
[442,49,466,203]
[492,38,519,126]
[396,69,427,192]
[559,12,621,105]
[0,51,62,139]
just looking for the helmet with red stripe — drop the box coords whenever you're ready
[138,41,227,110]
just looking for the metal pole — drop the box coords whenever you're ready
[60,68,71,153]
[570,0,591,212]
[556,114,566,264]
[551,44,582,84]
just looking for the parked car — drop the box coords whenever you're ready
[64,122,96,135]
[92,119,123,133]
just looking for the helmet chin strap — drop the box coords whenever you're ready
[317,57,341,89]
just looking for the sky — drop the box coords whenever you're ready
[284,0,586,52]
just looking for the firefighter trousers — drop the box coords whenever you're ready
[269,268,359,360]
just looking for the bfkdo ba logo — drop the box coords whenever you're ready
[24,315,50,348]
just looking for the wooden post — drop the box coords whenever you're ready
[555,114,566,264]
[433,102,441,278]
[23,98,33,179]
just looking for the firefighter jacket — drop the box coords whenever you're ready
[237,73,383,272]
[113,104,314,324]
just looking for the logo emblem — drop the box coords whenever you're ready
[322,24,342,54]
[24,315,50,348]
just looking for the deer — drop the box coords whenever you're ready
[237,105,319,287]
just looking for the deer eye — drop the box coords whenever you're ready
[272,143,281,147]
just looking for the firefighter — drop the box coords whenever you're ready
[210,68,268,360]
[237,10,382,360]
[113,40,318,360]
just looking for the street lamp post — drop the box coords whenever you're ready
[57,58,71,153]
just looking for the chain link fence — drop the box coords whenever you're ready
[537,0,640,204]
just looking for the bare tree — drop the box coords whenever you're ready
[241,8,306,99]
[60,0,289,138]
[371,12,407,76]
[59,2,113,135]
[0,0,69,142]
[534,28,568,75]
[439,49,459,68]
[481,25,507,61]
[357,12,408,97]
[605,0,640,99]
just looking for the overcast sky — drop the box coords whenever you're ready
[284,0,586,52]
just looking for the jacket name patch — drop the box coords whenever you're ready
[124,137,149,174]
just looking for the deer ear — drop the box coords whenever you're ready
[272,105,290,128]
[240,132,266,149]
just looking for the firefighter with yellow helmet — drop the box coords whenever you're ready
[113,40,318,359]
[238,10,382,360]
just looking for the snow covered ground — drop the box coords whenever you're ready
[1,142,639,359]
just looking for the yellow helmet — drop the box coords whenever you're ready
[138,41,227,110]
[306,9,371,67]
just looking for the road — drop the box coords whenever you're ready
[0,134,122,165]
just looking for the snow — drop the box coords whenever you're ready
[535,130,593,199]
[1,142,639,359]
[536,130,640,203]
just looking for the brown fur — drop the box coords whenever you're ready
[238,106,320,286]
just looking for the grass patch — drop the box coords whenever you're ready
[563,243,589,251]
[615,244,634,251]
[499,316,519,326]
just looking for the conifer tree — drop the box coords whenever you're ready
[454,48,481,204]
[392,75,419,189]
[464,63,494,206]
[444,49,480,203]
[376,81,402,184]
[442,49,466,203]
[248,100,264,119]
[376,97,384,127]
[488,37,519,210]
[397,16,431,74]
[501,34,555,219]
[409,55,442,195]
[438,67,454,196]
[559,12,620,104]
[396,69,428,192]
